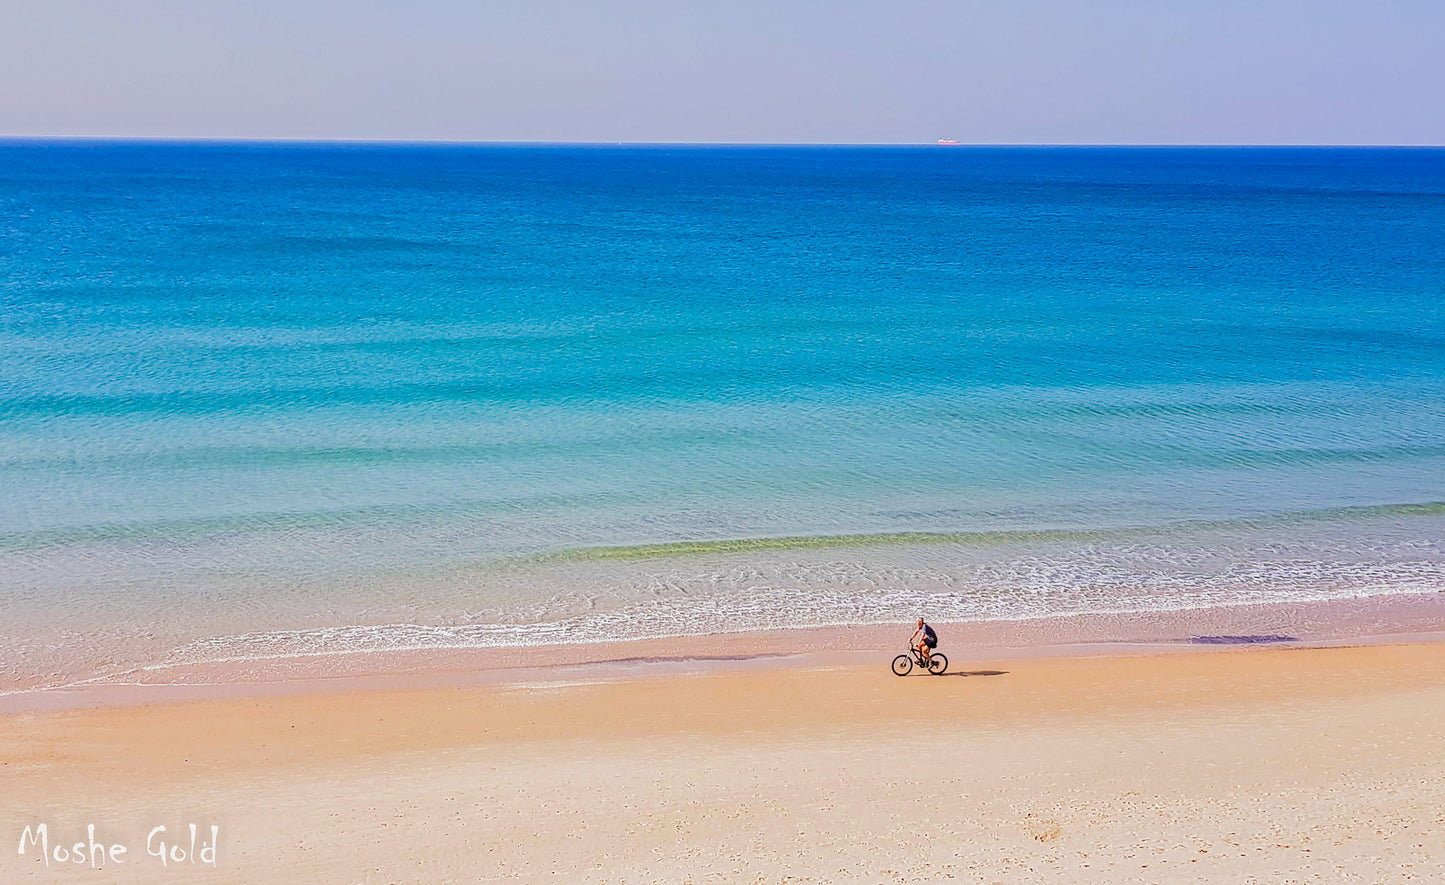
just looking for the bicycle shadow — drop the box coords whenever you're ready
[936,669,1008,677]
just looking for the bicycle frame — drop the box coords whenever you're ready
[893,644,948,676]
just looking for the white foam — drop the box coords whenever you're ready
[5,516,1445,694]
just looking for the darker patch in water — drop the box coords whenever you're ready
[1189,634,1298,645]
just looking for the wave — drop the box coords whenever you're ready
[537,501,1445,561]
[5,498,1445,558]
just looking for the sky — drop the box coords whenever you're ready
[1,0,1441,144]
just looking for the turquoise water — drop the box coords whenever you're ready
[2,143,1444,687]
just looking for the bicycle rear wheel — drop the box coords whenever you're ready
[927,653,948,675]
[891,654,913,676]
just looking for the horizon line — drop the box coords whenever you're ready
[1,136,1442,149]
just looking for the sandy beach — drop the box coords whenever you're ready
[5,629,1445,883]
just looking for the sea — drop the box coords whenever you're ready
[2,142,1444,691]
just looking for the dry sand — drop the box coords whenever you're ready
[4,640,1445,883]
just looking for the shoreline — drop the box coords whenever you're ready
[9,504,1444,709]
[6,588,1443,714]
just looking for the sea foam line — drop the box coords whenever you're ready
[5,573,1439,699]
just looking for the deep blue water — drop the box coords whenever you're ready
[2,143,1444,682]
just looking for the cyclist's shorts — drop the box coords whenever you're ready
[924,636,937,649]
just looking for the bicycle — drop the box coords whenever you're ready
[892,645,948,676]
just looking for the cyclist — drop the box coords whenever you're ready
[911,618,937,666]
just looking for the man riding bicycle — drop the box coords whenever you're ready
[911,618,937,665]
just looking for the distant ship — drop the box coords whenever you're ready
[936,139,961,146]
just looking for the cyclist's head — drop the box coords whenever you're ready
[917,617,924,627]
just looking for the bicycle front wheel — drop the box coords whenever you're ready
[891,654,913,676]
[927,653,948,675]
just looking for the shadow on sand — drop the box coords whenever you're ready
[936,669,1009,677]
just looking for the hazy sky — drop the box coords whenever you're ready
[2,0,1441,144]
